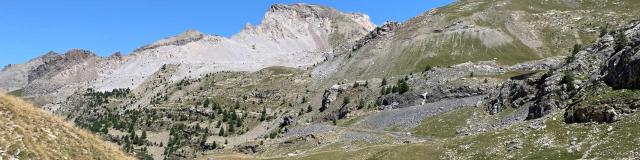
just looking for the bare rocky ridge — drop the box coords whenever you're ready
[133,30,205,53]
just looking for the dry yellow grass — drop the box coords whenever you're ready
[0,93,134,160]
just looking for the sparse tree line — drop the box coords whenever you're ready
[380,76,410,95]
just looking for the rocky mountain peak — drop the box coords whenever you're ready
[62,49,96,61]
[39,51,61,61]
[133,29,205,53]
[258,4,338,34]
[44,51,59,57]
[232,3,375,52]
[256,3,375,34]
[267,3,322,15]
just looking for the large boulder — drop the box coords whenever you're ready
[236,144,262,154]
[565,105,620,123]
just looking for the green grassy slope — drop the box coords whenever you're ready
[324,0,640,81]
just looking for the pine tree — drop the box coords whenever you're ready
[600,26,608,37]
[218,127,225,136]
[343,96,351,105]
[306,105,313,113]
[231,110,238,121]
[236,116,243,127]
[134,133,142,145]
[203,99,210,108]
[572,44,582,55]
[397,79,409,94]
[141,130,147,140]
[260,106,267,121]
[561,71,576,91]
[424,65,432,72]
[228,123,235,133]
[124,140,132,152]
[615,31,628,52]
[199,133,207,147]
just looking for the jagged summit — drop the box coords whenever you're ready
[43,51,59,56]
[61,49,97,60]
[266,3,337,16]
[235,3,375,42]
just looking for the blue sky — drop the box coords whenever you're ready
[0,0,454,67]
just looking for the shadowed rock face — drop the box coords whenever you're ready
[603,49,640,89]
[603,25,640,89]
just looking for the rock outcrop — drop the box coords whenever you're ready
[352,21,400,51]
[487,21,640,122]
[28,49,96,83]
[320,84,349,112]
[487,75,540,114]
[602,23,640,89]
[337,103,352,119]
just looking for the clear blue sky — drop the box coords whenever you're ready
[0,0,455,67]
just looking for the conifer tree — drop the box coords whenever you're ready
[218,127,225,136]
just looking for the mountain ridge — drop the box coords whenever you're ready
[0,3,375,97]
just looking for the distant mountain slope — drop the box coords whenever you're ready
[0,3,375,111]
[0,93,132,159]
[91,3,374,92]
[317,0,640,81]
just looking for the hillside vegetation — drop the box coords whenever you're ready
[0,93,133,160]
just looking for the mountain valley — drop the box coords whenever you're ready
[3,0,640,159]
